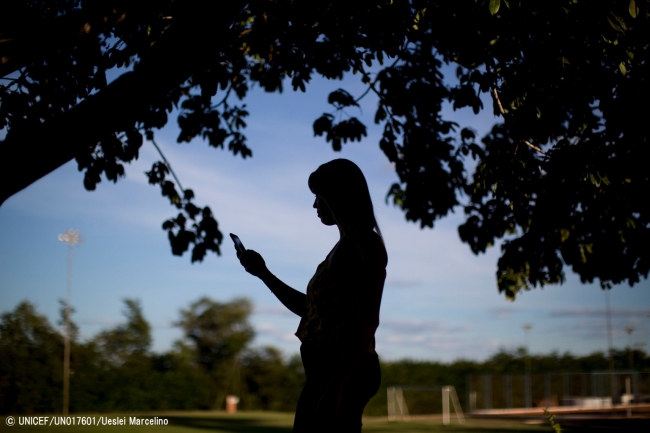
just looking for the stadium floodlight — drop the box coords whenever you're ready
[58,229,82,416]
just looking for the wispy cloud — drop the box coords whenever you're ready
[385,278,421,288]
[549,307,650,319]
[377,332,502,362]
[544,315,649,344]
[490,308,508,319]
[77,317,174,329]
[490,307,523,319]
[382,318,471,334]
[77,318,121,326]
[255,322,298,342]
[254,305,296,318]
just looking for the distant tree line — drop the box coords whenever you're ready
[0,298,304,414]
[1,299,648,415]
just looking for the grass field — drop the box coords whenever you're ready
[1,412,551,433]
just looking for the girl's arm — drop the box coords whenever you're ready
[238,249,306,317]
[259,268,306,317]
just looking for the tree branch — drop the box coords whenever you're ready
[150,138,184,192]
[492,87,546,156]
[0,1,248,206]
[492,87,506,115]
[523,140,546,155]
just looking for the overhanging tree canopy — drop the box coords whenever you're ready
[1,0,648,299]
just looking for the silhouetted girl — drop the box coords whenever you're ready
[237,158,387,432]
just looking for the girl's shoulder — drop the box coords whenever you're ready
[331,231,387,270]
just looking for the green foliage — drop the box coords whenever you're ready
[176,297,254,373]
[2,302,650,415]
[0,301,64,413]
[489,0,501,16]
[0,300,215,414]
[57,299,79,341]
[93,299,151,364]
[175,297,256,409]
[239,347,305,412]
[1,1,649,297]
[543,408,562,433]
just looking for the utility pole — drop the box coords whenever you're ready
[58,229,82,416]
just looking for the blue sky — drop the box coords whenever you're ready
[1,66,649,363]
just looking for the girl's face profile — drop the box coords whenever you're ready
[313,195,336,226]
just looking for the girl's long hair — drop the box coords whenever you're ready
[308,159,384,245]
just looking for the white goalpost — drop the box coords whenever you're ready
[387,386,465,425]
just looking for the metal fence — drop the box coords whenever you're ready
[466,371,650,410]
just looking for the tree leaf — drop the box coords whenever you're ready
[313,113,333,136]
[607,17,624,33]
[560,229,570,243]
[327,89,358,108]
[374,105,387,123]
[489,0,501,15]
[629,0,637,18]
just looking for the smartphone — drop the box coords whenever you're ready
[229,233,246,255]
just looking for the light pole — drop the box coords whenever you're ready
[58,229,82,416]
[522,323,533,408]
[523,323,533,373]
[605,289,616,407]
[625,326,635,370]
